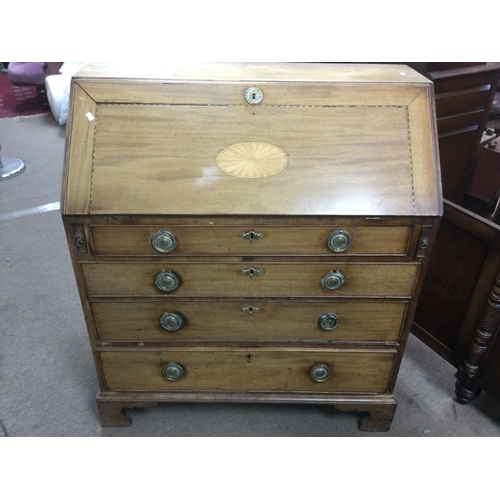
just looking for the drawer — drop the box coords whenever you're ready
[99,348,396,393]
[90,225,412,256]
[81,262,419,298]
[435,86,491,117]
[91,300,408,343]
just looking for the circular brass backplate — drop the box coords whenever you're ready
[310,364,331,382]
[326,229,352,253]
[216,142,288,179]
[317,313,340,331]
[162,362,185,381]
[155,270,180,292]
[320,270,346,291]
[160,311,185,332]
[151,229,177,253]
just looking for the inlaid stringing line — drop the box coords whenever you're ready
[101,104,405,109]
[89,104,99,214]
[89,103,415,212]
[405,106,416,216]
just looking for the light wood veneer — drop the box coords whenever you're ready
[62,63,442,431]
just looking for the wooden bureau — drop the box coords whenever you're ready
[61,63,442,431]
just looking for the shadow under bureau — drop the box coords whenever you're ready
[61,63,442,431]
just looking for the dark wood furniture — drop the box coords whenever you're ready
[411,63,500,404]
[61,63,441,430]
[418,63,500,205]
[412,201,500,402]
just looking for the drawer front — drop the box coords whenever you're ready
[81,262,419,298]
[92,300,407,342]
[99,349,396,393]
[90,225,412,256]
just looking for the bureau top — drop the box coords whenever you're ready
[73,62,431,85]
[62,63,442,218]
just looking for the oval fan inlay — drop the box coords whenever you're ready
[216,142,288,178]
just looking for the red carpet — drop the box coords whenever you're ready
[0,71,49,119]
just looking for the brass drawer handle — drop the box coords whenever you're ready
[151,229,177,253]
[320,270,345,291]
[241,267,262,278]
[75,235,85,247]
[162,362,185,381]
[310,364,331,382]
[159,311,185,331]
[419,238,429,249]
[241,230,263,243]
[327,229,352,253]
[155,270,180,292]
[317,313,339,331]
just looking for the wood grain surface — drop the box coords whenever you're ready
[98,348,396,393]
[62,64,441,218]
[60,63,442,431]
[91,299,408,343]
[90,225,412,256]
[74,62,431,84]
[81,262,420,297]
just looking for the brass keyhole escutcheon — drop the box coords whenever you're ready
[241,305,261,314]
[241,230,263,243]
[241,267,263,278]
[244,87,264,105]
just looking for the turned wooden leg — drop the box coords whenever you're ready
[455,269,500,404]
[96,401,132,427]
[455,380,482,404]
[358,405,397,432]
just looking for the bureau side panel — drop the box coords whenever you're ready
[62,84,97,215]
